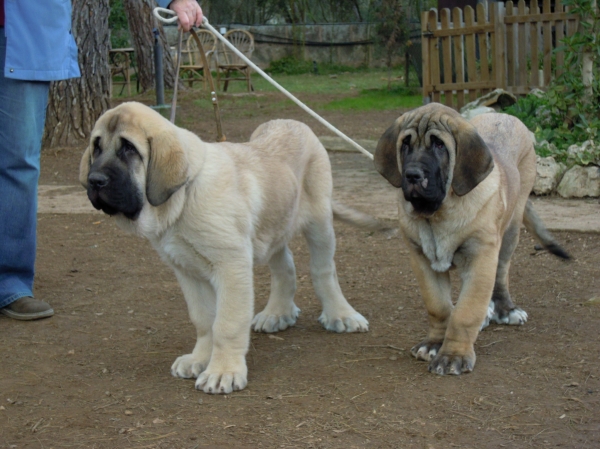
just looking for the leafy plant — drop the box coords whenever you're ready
[266,56,364,76]
[266,56,315,75]
[503,0,600,166]
[109,0,131,49]
[375,0,409,89]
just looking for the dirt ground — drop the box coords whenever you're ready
[1,90,599,449]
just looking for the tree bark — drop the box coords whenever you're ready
[43,0,111,148]
[123,0,176,92]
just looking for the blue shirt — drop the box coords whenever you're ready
[3,0,172,81]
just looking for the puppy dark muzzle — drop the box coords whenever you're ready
[87,168,143,220]
[88,172,109,190]
[401,165,445,216]
[404,167,429,191]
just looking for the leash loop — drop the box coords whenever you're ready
[152,7,179,24]
[154,8,225,141]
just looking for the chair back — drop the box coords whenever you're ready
[219,29,254,66]
[184,30,217,67]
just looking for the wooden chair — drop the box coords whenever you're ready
[109,48,135,96]
[179,30,217,89]
[215,29,255,92]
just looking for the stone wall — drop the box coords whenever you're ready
[164,23,402,69]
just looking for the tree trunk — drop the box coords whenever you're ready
[123,0,176,92]
[43,0,111,148]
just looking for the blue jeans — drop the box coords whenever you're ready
[0,30,51,308]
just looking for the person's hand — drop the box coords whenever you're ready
[168,0,203,32]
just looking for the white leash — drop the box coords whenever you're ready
[152,7,374,160]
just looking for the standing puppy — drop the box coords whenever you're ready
[80,102,386,394]
[374,103,568,375]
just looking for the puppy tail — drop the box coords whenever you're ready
[332,200,396,234]
[523,199,571,260]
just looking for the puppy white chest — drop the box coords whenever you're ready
[417,221,457,272]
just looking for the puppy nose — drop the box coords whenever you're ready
[405,168,424,185]
[88,172,109,190]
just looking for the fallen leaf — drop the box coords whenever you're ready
[585,297,600,306]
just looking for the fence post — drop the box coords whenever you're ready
[428,10,441,103]
[421,10,432,104]
[440,8,454,108]
[493,1,507,90]
[453,7,465,109]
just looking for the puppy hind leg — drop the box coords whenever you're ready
[303,219,368,333]
[252,245,300,333]
[171,272,216,379]
[489,221,528,326]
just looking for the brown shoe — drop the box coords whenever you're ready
[0,297,54,321]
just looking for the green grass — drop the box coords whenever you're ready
[221,67,421,96]
[324,86,422,111]
[211,67,423,112]
[121,67,424,115]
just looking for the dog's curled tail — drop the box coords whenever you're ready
[523,199,570,259]
[332,200,395,234]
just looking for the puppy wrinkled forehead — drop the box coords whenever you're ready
[93,108,143,144]
[107,113,120,134]
[99,108,137,133]
[403,109,454,135]
[397,105,461,149]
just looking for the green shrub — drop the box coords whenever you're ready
[109,0,131,49]
[503,0,599,166]
[266,56,364,76]
[266,56,314,75]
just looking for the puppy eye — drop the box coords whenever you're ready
[402,136,411,146]
[431,136,445,149]
[93,137,102,158]
[119,139,139,158]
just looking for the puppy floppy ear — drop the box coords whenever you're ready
[374,122,402,188]
[451,123,494,196]
[146,129,188,207]
[79,144,92,189]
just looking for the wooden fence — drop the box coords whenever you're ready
[421,0,579,110]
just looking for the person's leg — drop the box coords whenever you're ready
[0,30,53,319]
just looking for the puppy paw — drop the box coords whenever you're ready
[195,359,248,394]
[428,352,475,376]
[410,340,443,361]
[171,354,209,379]
[480,301,496,330]
[318,310,369,333]
[252,304,300,333]
[491,307,528,326]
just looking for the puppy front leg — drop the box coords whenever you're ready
[195,256,254,394]
[408,249,453,362]
[429,244,500,375]
[171,271,216,379]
